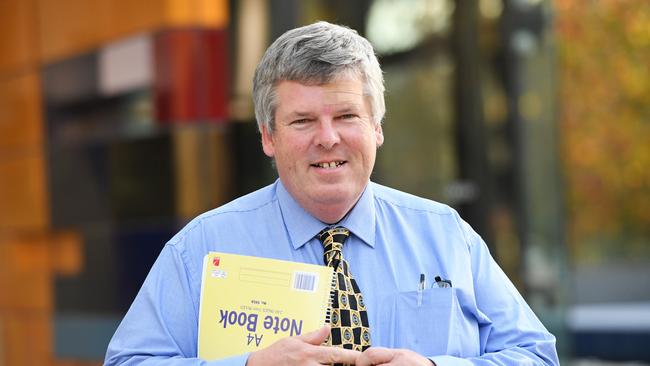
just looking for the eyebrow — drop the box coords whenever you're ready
[285,111,314,119]
[328,103,364,115]
[333,104,361,113]
[282,101,364,120]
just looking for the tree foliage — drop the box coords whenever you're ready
[556,1,650,262]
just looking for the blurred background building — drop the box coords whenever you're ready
[0,0,648,365]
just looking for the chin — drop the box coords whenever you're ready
[314,184,359,203]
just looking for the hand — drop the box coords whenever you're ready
[356,347,435,366]
[246,325,362,366]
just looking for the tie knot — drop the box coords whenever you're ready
[318,226,350,246]
[318,226,350,268]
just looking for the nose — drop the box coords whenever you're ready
[314,119,340,149]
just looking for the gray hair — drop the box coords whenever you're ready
[253,21,385,132]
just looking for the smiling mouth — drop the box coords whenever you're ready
[312,161,346,169]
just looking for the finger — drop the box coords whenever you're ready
[298,325,331,345]
[356,347,395,366]
[314,346,362,365]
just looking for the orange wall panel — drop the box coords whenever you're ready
[0,72,43,151]
[165,0,229,28]
[38,0,230,63]
[55,360,103,366]
[0,153,49,231]
[38,0,112,63]
[51,230,83,277]
[108,0,167,38]
[0,0,39,75]
[0,311,52,365]
[0,234,52,311]
[0,240,9,308]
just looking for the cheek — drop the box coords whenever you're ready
[275,140,306,166]
[287,138,310,154]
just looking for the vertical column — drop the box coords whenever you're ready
[500,0,567,356]
[0,2,53,361]
[154,28,229,124]
[154,1,232,218]
[452,0,494,250]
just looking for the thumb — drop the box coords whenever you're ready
[298,324,331,345]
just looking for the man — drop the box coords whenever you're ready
[105,21,559,366]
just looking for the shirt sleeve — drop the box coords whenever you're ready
[429,217,559,366]
[104,244,249,366]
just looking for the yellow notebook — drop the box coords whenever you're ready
[197,252,334,360]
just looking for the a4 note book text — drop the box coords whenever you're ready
[198,252,334,360]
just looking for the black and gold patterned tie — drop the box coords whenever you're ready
[318,226,371,353]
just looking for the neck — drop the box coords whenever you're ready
[310,203,353,225]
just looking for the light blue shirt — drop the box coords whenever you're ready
[105,180,558,366]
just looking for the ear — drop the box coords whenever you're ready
[261,125,276,158]
[374,123,384,147]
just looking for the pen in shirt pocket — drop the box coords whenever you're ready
[433,275,452,288]
[417,273,425,306]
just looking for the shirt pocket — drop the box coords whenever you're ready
[381,288,456,356]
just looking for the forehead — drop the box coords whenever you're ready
[275,79,367,112]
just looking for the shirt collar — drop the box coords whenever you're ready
[276,179,376,250]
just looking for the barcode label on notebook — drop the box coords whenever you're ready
[292,272,318,292]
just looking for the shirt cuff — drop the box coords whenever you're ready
[428,355,474,366]
[205,353,250,366]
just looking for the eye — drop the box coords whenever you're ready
[291,118,310,125]
[338,114,358,120]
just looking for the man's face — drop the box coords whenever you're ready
[261,78,384,223]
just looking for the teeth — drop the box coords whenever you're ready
[317,161,342,168]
